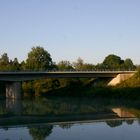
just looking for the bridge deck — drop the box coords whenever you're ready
[0,71,136,81]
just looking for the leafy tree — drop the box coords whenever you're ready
[73,58,95,71]
[0,53,9,65]
[124,58,135,70]
[0,53,10,71]
[73,57,84,70]
[95,63,103,71]
[22,81,35,97]
[25,46,53,71]
[102,54,123,70]
[33,79,54,96]
[23,46,56,97]
[57,60,74,71]
[9,58,20,71]
[0,53,22,71]
[20,61,26,70]
[81,63,95,71]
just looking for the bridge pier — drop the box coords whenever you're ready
[6,82,22,99]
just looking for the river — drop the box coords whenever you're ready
[0,97,140,140]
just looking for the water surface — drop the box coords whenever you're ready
[0,119,140,140]
[0,97,140,140]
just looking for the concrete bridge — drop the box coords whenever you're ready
[0,71,136,99]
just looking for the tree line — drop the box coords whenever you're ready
[0,46,136,72]
[0,46,136,97]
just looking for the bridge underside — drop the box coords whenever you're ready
[0,71,135,81]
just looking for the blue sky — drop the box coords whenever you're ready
[0,0,140,64]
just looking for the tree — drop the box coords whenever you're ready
[0,53,22,71]
[57,61,74,71]
[9,58,20,71]
[20,61,26,70]
[0,53,10,71]
[124,58,135,70]
[102,54,123,70]
[25,46,53,71]
[81,63,95,71]
[0,53,9,65]
[73,57,84,70]
[73,58,95,71]
[23,46,56,96]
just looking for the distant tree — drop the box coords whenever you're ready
[0,53,22,71]
[9,58,20,71]
[124,58,135,70]
[73,57,84,70]
[95,63,103,71]
[73,58,95,71]
[0,53,10,71]
[20,61,26,70]
[0,53,9,65]
[82,63,95,71]
[25,46,53,71]
[102,54,123,70]
[57,61,74,71]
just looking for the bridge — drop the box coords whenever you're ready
[0,71,136,99]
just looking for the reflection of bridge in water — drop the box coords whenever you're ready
[0,71,136,99]
[112,108,135,118]
[0,98,137,126]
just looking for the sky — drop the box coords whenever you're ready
[0,0,140,64]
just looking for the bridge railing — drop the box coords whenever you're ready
[0,68,136,73]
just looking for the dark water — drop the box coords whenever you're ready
[0,97,140,140]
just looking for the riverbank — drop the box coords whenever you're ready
[38,70,140,99]
[43,85,140,100]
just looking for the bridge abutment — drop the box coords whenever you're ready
[6,82,22,99]
[108,73,134,86]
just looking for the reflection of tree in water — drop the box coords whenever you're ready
[107,119,134,127]
[126,119,134,125]
[138,120,140,126]
[106,120,123,127]
[59,123,73,129]
[2,127,8,131]
[29,125,53,140]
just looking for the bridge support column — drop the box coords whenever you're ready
[6,82,22,99]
